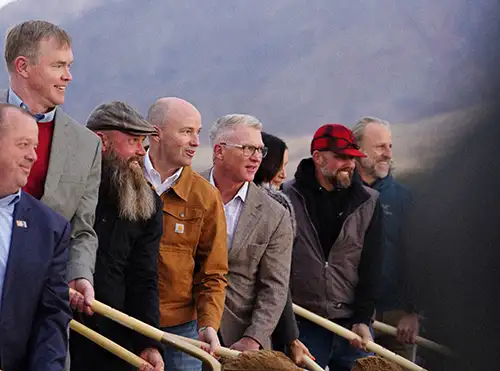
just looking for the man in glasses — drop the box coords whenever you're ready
[202,114,293,351]
[282,124,384,371]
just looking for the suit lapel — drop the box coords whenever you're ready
[199,170,263,259]
[1,196,32,316]
[229,183,262,259]
[41,108,72,203]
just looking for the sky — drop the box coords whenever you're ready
[0,0,16,10]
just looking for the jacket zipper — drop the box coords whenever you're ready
[292,185,326,262]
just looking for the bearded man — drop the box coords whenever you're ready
[69,101,164,371]
[352,117,419,362]
[282,123,384,371]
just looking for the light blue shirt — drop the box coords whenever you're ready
[8,88,56,122]
[0,190,21,310]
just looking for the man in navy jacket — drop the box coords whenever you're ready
[0,104,71,371]
[352,116,419,361]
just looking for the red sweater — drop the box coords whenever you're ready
[23,120,54,199]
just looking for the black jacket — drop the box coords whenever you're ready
[70,185,163,370]
[283,158,384,325]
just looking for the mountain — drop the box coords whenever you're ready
[0,0,497,143]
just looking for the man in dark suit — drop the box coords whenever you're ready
[0,104,72,371]
[1,20,101,318]
[70,102,164,371]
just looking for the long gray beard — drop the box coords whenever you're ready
[102,150,156,222]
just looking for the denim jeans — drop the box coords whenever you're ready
[297,317,374,371]
[161,320,202,371]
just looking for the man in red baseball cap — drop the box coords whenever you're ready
[282,123,384,371]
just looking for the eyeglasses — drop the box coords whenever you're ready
[220,142,268,158]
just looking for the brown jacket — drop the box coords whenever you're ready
[158,166,228,329]
[201,170,293,349]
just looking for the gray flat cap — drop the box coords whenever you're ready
[86,101,156,135]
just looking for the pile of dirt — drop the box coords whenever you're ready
[221,350,302,371]
[352,356,403,371]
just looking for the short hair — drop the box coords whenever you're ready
[352,116,391,144]
[0,103,35,135]
[254,132,288,185]
[146,100,169,127]
[209,114,263,147]
[5,20,72,71]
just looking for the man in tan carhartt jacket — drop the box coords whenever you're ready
[145,97,228,371]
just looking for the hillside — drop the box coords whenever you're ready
[192,103,491,182]
[0,0,497,140]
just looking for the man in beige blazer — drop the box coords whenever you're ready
[1,21,100,314]
[202,114,293,351]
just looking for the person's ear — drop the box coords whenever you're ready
[14,56,30,78]
[96,132,110,152]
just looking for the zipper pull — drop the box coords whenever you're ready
[324,262,329,268]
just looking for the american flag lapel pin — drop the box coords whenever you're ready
[16,220,28,228]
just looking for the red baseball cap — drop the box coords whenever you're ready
[310,124,366,157]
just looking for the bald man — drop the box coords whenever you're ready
[0,104,71,370]
[146,98,228,371]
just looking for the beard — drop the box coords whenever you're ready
[320,165,353,189]
[359,156,392,179]
[102,149,156,222]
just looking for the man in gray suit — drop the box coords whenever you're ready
[1,21,100,314]
[202,114,293,351]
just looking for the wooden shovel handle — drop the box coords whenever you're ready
[70,289,221,371]
[372,320,453,356]
[173,334,324,371]
[293,304,427,371]
[69,319,151,368]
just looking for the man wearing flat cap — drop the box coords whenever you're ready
[70,101,165,371]
[282,124,384,371]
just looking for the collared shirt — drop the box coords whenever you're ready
[209,169,248,249]
[0,190,21,311]
[143,150,183,196]
[8,88,56,122]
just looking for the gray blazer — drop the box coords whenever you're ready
[1,89,102,284]
[201,170,293,349]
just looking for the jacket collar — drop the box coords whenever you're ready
[353,168,394,191]
[170,166,194,202]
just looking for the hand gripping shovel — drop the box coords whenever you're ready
[293,304,427,371]
[69,289,221,370]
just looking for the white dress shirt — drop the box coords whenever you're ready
[143,150,183,196]
[210,169,248,249]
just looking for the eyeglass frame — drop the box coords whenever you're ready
[219,142,268,158]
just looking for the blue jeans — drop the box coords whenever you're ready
[161,320,202,371]
[297,317,374,371]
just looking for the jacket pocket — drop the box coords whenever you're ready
[161,204,203,251]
